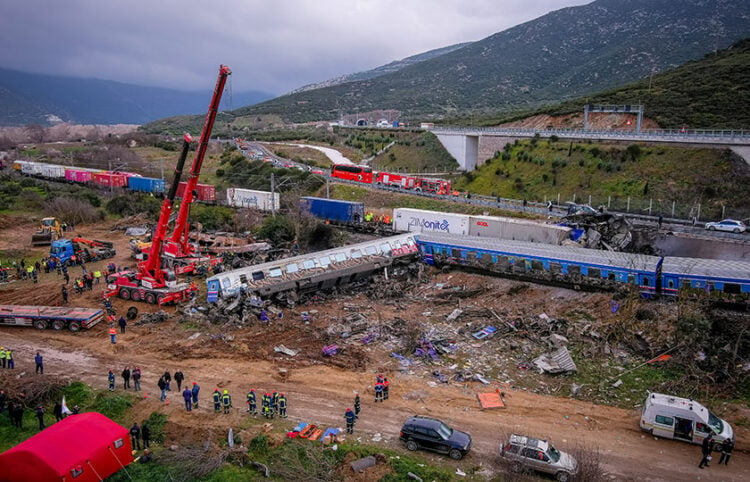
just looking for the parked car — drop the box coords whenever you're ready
[399,415,471,460]
[704,219,746,233]
[500,434,578,482]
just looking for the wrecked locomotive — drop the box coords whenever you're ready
[416,233,750,304]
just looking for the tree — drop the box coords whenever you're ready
[23,124,45,143]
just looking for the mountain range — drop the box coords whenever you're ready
[0,68,271,127]
[235,0,750,122]
[1,0,749,128]
[287,43,472,95]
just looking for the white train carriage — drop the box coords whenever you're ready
[206,233,418,301]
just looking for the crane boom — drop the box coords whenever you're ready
[168,64,231,256]
[141,133,193,282]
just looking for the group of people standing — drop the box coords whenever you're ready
[108,366,142,392]
[244,389,287,418]
[698,432,734,469]
[345,374,389,434]
[0,347,15,369]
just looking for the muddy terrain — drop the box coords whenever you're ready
[0,215,748,481]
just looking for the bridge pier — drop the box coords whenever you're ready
[435,133,479,171]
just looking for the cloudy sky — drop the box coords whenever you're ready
[0,0,591,95]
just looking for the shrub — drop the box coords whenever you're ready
[256,215,296,245]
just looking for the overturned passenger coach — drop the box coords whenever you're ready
[206,234,418,302]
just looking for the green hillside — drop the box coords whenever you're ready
[473,38,750,130]
[454,138,750,219]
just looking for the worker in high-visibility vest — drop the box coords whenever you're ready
[109,326,117,344]
[94,270,101,284]
[222,390,232,414]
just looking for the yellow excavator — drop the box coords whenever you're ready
[31,217,63,246]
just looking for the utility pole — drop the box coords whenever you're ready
[108,159,113,193]
[270,172,276,217]
[160,159,164,180]
[326,178,330,198]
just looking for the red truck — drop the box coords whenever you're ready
[375,172,416,189]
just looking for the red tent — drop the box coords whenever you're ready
[0,412,133,482]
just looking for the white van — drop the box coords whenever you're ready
[640,392,734,450]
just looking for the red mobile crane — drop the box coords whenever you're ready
[106,134,196,304]
[163,64,231,264]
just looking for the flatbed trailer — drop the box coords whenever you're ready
[0,305,105,332]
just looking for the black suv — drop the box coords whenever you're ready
[399,415,472,460]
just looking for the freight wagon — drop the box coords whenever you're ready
[39,164,66,179]
[92,172,128,188]
[20,161,43,176]
[65,168,94,183]
[127,176,165,194]
[176,182,217,202]
[226,188,279,211]
[301,197,365,223]
[468,215,571,245]
[0,305,105,332]
[392,208,470,235]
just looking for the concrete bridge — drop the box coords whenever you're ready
[429,126,750,170]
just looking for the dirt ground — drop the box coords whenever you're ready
[0,216,748,481]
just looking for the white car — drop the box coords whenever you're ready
[704,219,746,233]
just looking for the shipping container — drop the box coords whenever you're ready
[92,172,128,188]
[65,168,93,183]
[300,197,364,223]
[226,188,279,211]
[392,208,469,235]
[127,176,166,194]
[176,182,217,202]
[39,164,66,179]
[468,215,572,245]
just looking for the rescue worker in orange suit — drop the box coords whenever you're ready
[383,377,390,400]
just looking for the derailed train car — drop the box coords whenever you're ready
[206,233,418,302]
[416,232,662,295]
[415,232,750,304]
[392,207,571,245]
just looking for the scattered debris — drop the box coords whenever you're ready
[473,374,491,385]
[407,472,423,482]
[612,379,623,388]
[533,346,577,374]
[446,309,463,322]
[570,384,583,397]
[322,345,339,357]
[350,455,377,472]
[251,461,270,477]
[472,326,497,340]
[273,345,298,357]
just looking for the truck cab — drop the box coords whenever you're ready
[640,392,734,450]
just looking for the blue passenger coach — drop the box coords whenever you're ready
[661,257,750,303]
[415,233,662,296]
